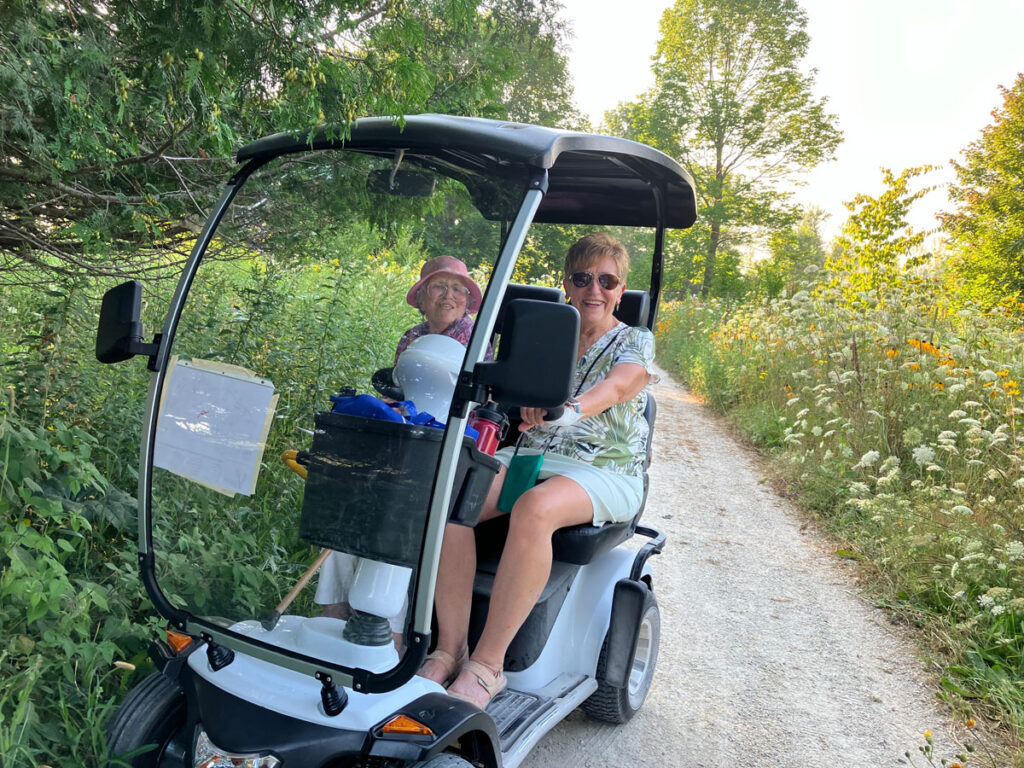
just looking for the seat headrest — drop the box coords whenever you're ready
[493,284,565,335]
[613,290,651,328]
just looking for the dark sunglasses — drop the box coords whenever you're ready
[569,271,622,290]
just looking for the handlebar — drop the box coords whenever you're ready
[504,405,566,423]
[371,367,404,401]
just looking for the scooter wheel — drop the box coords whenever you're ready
[106,672,186,767]
[411,754,475,767]
[582,588,660,723]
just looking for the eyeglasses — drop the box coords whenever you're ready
[569,271,622,290]
[426,281,470,298]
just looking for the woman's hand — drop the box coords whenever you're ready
[517,406,549,431]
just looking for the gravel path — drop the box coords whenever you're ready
[522,367,963,768]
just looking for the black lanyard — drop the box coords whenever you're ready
[574,325,627,398]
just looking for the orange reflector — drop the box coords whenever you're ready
[381,714,434,737]
[166,629,194,654]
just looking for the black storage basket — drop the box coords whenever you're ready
[299,411,500,568]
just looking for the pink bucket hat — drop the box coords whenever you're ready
[406,255,483,313]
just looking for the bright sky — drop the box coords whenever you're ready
[558,0,1024,242]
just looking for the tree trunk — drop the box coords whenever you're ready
[700,220,720,297]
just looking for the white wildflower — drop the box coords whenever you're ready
[912,446,935,468]
[902,427,923,446]
[991,605,1006,616]
[978,594,994,607]
[951,505,974,516]
[948,410,968,419]
[937,431,958,441]
[1005,541,1024,561]
[854,450,880,469]
[986,469,1003,481]
[849,482,871,496]
[979,369,999,382]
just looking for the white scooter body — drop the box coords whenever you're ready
[185,543,649,768]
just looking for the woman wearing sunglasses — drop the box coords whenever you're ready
[421,233,657,708]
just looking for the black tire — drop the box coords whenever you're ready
[106,672,186,768]
[411,754,475,768]
[581,587,660,724]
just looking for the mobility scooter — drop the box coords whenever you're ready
[96,114,697,767]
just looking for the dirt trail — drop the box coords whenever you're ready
[523,366,962,768]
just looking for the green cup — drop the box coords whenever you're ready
[497,448,544,513]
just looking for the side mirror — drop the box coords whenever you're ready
[96,281,159,365]
[367,169,437,197]
[473,299,579,408]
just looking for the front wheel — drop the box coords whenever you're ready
[411,754,476,768]
[106,672,186,767]
[581,587,660,723]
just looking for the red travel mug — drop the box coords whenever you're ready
[468,406,507,456]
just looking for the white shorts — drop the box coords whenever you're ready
[493,448,643,526]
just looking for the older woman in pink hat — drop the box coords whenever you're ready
[314,255,489,637]
[394,255,489,364]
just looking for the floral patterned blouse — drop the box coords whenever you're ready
[519,322,656,477]
[393,314,494,365]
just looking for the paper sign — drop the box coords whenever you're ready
[153,358,277,496]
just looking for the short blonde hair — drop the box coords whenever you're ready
[564,233,629,280]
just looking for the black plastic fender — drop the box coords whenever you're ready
[603,579,649,690]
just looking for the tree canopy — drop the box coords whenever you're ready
[943,73,1024,305]
[0,0,578,287]
[606,0,841,298]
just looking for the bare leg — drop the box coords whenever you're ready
[447,476,593,705]
[419,464,509,684]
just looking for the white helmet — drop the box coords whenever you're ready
[393,334,466,420]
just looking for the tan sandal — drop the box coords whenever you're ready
[417,648,467,687]
[446,660,507,709]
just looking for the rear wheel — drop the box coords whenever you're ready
[106,672,186,767]
[581,587,660,724]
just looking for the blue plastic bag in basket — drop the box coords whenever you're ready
[329,393,410,423]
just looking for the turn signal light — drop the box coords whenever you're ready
[166,629,194,654]
[381,714,434,737]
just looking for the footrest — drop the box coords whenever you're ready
[487,689,554,750]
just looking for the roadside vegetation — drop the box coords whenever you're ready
[654,75,1024,759]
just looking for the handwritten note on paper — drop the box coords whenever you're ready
[153,358,278,496]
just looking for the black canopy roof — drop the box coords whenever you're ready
[236,114,697,229]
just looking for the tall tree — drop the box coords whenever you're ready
[942,74,1024,305]
[827,166,935,298]
[751,207,827,297]
[606,0,840,297]
[0,0,578,286]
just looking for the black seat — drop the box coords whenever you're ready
[613,289,651,329]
